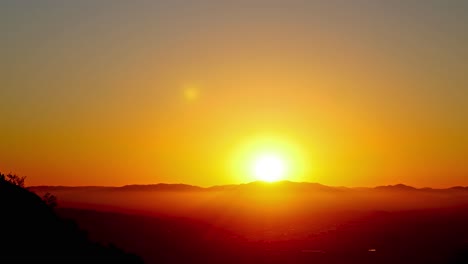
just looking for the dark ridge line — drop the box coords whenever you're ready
[28,181,468,192]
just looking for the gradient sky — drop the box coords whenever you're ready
[1,0,467,187]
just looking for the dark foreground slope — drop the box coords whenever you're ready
[0,178,143,263]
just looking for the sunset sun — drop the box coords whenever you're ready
[252,154,287,182]
[230,135,308,183]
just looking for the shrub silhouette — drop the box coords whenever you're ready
[0,172,144,263]
[42,192,58,208]
[1,172,26,187]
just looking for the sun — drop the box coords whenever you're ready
[229,135,309,183]
[252,154,287,182]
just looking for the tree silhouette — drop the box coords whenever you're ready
[0,172,26,187]
[42,192,58,208]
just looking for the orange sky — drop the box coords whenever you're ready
[1,1,467,187]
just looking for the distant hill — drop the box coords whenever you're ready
[28,184,202,192]
[0,176,143,263]
[374,184,418,191]
[207,181,342,192]
[29,181,468,194]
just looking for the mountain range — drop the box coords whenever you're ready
[28,181,468,193]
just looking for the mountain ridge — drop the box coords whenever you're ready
[28,181,468,193]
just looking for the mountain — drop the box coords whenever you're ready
[29,181,343,194]
[28,184,202,193]
[0,177,143,263]
[29,181,468,193]
[206,181,342,192]
[374,184,418,191]
[120,183,203,192]
[449,186,468,191]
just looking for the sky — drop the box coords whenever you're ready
[1,0,467,187]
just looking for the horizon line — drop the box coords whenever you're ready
[27,180,468,190]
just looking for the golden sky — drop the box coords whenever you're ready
[1,1,467,187]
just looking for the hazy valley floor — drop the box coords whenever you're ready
[35,183,468,264]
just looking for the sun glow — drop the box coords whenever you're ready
[230,135,309,183]
[252,154,287,182]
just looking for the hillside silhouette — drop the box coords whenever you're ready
[29,181,468,194]
[0,173,143,263]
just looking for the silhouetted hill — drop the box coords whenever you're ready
[208,180,344,192]
[374,184,418,191]
[120,183,203,192]
[0,177,143,263]
[29,181,468,194]
[28,185,111,192]
[449,186,468,191]
[28,184,202,193]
